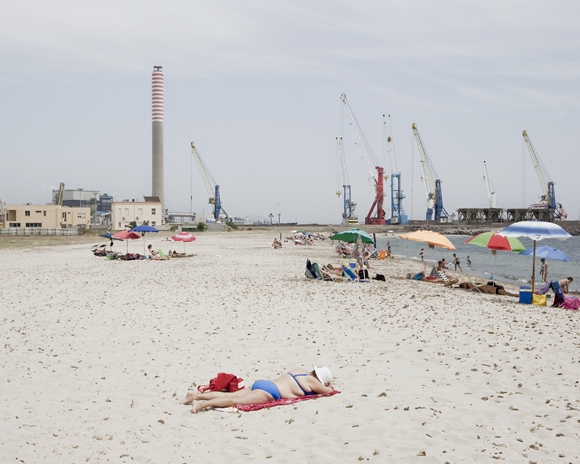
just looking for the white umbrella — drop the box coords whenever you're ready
[498,221,571,292]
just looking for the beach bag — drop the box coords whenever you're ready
[197,373,245,394]
[358,269,369,279]
[373,274,386,281]
[532,294,547,306]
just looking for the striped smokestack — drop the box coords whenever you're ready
[152,65,164,216]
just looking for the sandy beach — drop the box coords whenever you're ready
[1,231,579,463]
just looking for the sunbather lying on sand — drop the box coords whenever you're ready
[321,266,348,281]
[181,366,334,414]
[456,282,518,297]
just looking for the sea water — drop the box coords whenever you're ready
[375,235,580,292]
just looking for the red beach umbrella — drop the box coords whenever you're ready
[112,230,142,253]
[172,232,196,254]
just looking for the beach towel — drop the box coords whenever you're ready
[235,390,341,412]
[551,281,580,310]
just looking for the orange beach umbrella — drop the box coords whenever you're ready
[398,230,456,250]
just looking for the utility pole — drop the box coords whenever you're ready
[269,213,273,225]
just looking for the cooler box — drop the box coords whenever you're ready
[519,286,532,304]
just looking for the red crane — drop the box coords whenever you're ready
[340,94,386,225]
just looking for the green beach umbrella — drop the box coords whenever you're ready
[329,228,374,244]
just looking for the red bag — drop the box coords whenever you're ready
[197,373,245,393]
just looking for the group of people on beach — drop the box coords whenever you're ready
[91,243,195,260]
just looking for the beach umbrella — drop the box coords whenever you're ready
[329,228,374,244]
[130,225,159,255]
[112,230,142,254]
[465,232,525,252]
[498,221,571,292]
[172,232,196,253]
[520,246,571,262]
[465,231,525,279]
[399,230,455,250]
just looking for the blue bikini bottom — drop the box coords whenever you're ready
[251,380,281,400]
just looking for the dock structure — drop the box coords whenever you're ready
[505,208,551,222]
[457,208,505,222]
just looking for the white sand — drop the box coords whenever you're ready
[1,232,579,463]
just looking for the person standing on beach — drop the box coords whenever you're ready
[453,254,463,272]
[467,256,472,267]
[540,258,548,282]
[420,248,424,261]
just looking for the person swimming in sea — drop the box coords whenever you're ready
[180,366,334,414]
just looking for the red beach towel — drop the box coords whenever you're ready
[235,390,341,412]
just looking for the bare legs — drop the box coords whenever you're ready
[180,388,272,414]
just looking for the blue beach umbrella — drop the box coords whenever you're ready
[498,221,571,292]
[130,225,159,255]
[520,246,571,262]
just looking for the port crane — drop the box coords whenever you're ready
[383,114,408,225]
[53,182,65,206]
[336,136,358,224]
[340,94,386,225]
[190,142,230,222]
[412,123,449,221]
[522,130,566,220]
[483,161,496,208]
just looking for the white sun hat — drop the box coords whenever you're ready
[313,365,332,385]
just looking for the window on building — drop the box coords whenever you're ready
[43,211,46,216]
[26,223,42,227]
[152,208,156,215]
[118,208,121,215]
[62,212,67,221]
[25,211,30,217]
[138,208,143,215]
[9,223,21,227]
[77,213,86,219]
[36,210,41,213]
[152,221,156,226]
[118,222,121,228]
[124,208,129,215]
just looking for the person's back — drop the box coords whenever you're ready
[272,368,332,398]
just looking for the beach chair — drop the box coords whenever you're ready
[378,250,386,260]
[342,265,370,283]
[465,274,484,293]
[305,259,320,280]
[158,249,170,260]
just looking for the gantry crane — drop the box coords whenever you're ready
[336,136,358,224]
[522,130,566,220]
[412,123,449,221]
[383,114,407,225]
[483,161,496,208]
[340,94,386,225]
[191,142,230,222]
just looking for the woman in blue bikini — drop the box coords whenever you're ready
[181,366,333,414]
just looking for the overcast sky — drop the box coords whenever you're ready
[2,0,579,224]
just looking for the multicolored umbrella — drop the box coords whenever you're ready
[465,231,525,279]
[465,232,525,252]
[498,221,571,292]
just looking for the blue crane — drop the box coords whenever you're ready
[191,142,230,222]
[412,123,449,221]
[383,114,408,225]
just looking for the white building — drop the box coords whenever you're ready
[111,201,162,230]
